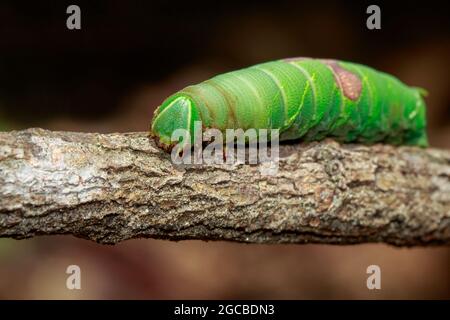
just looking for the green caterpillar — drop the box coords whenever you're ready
[151,57,428,150]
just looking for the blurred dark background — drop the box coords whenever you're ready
[0,0,449,299]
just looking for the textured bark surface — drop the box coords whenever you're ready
[0,128,449,246]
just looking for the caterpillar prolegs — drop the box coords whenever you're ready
[150,58,428,151]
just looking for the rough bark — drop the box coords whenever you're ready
[0,128,449,246]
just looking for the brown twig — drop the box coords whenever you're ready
[0,128,449,245]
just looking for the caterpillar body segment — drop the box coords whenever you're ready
[150,57,428,150]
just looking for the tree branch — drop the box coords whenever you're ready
[0,128,449,245]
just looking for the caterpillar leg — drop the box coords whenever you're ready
[404,131,428,147]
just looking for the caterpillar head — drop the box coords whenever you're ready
[150,94,200,153]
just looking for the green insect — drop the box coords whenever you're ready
[150,57,428,151]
